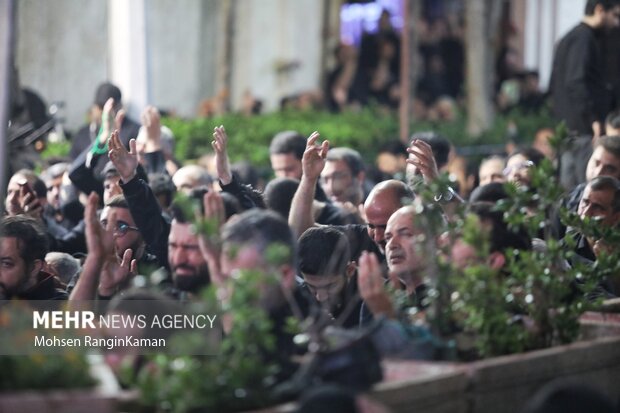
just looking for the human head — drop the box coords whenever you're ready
[264,177,300,220]
[583,0,620,29]
[478,156,506,186]
[298,227,352,310]
[0,216,49,299]
[520,379,616,413]
[101,162,123,204]
[406,131,451,185]
[221,209,297,309]
[376,140,408,177]
[605,108,620,136]
[469,182,509,203]
[269,131,306,179]
[172,165,214,195]
[168,188,211,293]
[148,173,176,211]
[41,162,70,211]
[363,180,414,253]
[322,147,366,205]
[532,128,556,161]
[585,135,620,181]
[578,176,620,226]
[94,82,122,110]
[100,195,145,261]
[504,147,545,187]
[45,252,81,285]
[385,205,426,285]
[450,202,531,271]
[5,169,47,216]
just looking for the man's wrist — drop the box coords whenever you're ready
[121,170,137,184]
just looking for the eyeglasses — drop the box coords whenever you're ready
[100,219,140,236]
[503,160,534,176]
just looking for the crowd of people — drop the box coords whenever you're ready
[2,0,620,411]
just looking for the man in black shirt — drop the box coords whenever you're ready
[550,0,620,188]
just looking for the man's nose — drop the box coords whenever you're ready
[315,289,328,302]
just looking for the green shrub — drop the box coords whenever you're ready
[163,108,554,172]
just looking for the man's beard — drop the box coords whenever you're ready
[173,264,211,293]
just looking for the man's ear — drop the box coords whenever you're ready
[487,252,505,270]
[345,261,356,279]
[279,264,296,291]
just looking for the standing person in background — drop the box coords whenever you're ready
[550,0,620,188]
[69,82,141,176]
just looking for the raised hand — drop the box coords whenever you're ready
[406,139,439,184]
[140,106,162,152]
[212,125,232,185]
[302,131,329,181]
[84,192,115,260]
[108,129,139,183]
[98,98,116,146]
[197,190,226,286]
[19,184,43,220]
[98,248,138,297]
[357,251,395,319]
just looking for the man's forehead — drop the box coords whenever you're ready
[169,220,198,241]
[387,210,418,231]
[0,237,21,255]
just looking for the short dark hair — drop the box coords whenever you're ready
[597,135,620,158]
[170,187,209,223]
[605,108,620,130]
[269,131,306,159]
[298,227,351,277]
[222,209,296,268]
[0,215,49,264]
[587,176,620,212]
[469,182,509,203]
[94,82,122,109]
[508,147,546,167]
[409,131,451,169]
[264,177,300,219]
[468,202,531,254]
[148,173,176,208]
[326,147,365,176]
[585,0,620,15]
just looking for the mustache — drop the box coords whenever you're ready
[173,265,196,273]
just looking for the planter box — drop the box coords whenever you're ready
[368,320,620,413]
[372,361,468,413]
[0,391,116,413]
[466,334,620,413]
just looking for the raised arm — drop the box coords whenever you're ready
[212,125,233,185]
[288,131,329,238]
[109,129,170,268]
[69,193,112,301]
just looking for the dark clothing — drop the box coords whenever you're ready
[566,182,587,214]
[68,147,149,202]
[70,117,141,161]
[17,271,68,300]
[220,176,266,210]
[301,273,368,330]
[550,23,612,135]
[120,176,170,270]
[559,136,592,191]
[332,224,383,263]
[316,203,362,226]
[564,229,596,267]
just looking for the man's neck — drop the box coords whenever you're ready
[582,16,602,30]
